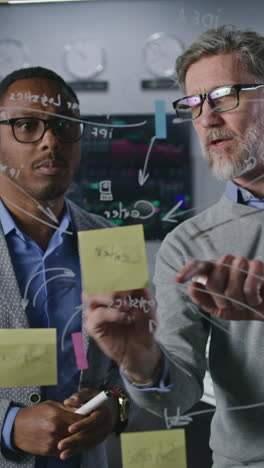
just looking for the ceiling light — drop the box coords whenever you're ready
[7,0,97,4]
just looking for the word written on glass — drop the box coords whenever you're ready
[164,408,192,428]
[91,127,113,139]
[108,295,155,314]
[0,164,22,179]
[95,246,140,264]
[0,328,57,387]
[8,91,80,111]
[104,200,156,221]
[121,429,187,468]
[175,6,221,29]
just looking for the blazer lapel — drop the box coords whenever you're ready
[0,228,29,328]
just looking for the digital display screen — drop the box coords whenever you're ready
[67,114,192,240]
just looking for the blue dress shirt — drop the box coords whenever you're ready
[225,179,264,208]
[0,200,82,467]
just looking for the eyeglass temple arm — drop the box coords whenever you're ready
[241,84,264,90]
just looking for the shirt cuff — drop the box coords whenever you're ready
[2,407,21,452]
[120,354,174,393]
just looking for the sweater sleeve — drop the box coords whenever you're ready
[121,229,210,418]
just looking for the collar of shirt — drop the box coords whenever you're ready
[225,180,264,209]
[0,199,72,247]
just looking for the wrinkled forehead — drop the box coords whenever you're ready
[0,77,79,118]
[184,53,255,96]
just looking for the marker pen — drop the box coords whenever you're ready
[74,390,111,415]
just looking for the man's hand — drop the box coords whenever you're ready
[176,254,264,320]
[59,387,117,460]
[83,288,162,384]
[13,400,83,457]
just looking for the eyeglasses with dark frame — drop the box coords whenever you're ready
[172,84,264,121]
[0,117,84,143]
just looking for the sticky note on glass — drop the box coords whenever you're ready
[78,224,148,294]
[155,100,167,139]
[0,329,57,387]
[72,332,89,370]
[121,429,186,468]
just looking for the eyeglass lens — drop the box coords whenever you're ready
[175,86,238,120]
[12,118,83,143]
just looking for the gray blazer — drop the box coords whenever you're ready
[0,200,125,468]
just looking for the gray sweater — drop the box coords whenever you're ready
[124,194,264,468]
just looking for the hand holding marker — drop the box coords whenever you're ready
[74,390,111,415]
[75,103,166,418]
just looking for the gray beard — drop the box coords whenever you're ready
[201,119,264,181]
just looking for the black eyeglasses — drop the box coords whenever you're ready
[172,84,264,121]
[0,117,84,143]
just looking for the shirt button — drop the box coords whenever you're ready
[29,392,41,404]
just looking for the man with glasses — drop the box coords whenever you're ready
[0,116,84,145]
[0,66,131,468]
[82,27,264,467]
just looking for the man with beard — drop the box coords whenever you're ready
[82,26,264,467]
[0,67,131,468]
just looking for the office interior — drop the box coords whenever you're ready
[0,0,260,466]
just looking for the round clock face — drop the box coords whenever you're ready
[143,32,184,78]
[64,39,105,80]
[0,39,29,77]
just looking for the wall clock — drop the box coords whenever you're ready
[64,39,105,80]
[143,32,184,78]
[0,39,30,77]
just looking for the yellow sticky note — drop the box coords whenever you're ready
[0,329,57,387]
[78,224,148,294]
[121,429,187,468]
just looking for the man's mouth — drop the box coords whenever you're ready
[34,159,66,175]
[209,138,233,147]
[35,159,65,168]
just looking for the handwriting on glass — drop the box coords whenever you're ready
[109,295,155,313]
[104,200,155,220]
[8,91,80,111]
[0,164,21,179]
[99,180,113,201]
[95,246,140,264]
[91,127,113,139]
[0,349,52,364]
[164,407,192,428]
[175,6,221,28]
[0,110,10,120]
[127,441,179,466]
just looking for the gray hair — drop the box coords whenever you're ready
[176,26,264,91]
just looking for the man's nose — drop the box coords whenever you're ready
[39,125,60,151]
[199,99,225,128]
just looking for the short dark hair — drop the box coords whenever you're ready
[0,66,79,103]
